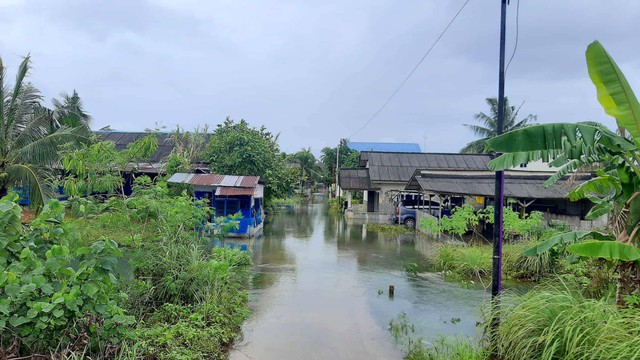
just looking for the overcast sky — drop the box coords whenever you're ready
[1,0,638,154]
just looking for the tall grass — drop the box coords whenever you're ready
[406,337,487,360]
[434,241,556,282]
[494,281,640,360]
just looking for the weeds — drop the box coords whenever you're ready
[367,223,414,234]
[494,280,640,360]
[389,313,486,360]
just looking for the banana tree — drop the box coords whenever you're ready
[486,41,640,306]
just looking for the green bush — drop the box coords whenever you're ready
[131,295,249,360]
[0,195,132,356]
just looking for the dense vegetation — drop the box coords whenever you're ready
[0,178,252,359]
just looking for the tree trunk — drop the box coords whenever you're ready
[616,261,640,307]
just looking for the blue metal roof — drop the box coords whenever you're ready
[347,141,422,153]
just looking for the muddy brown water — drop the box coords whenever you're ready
[228,201,487,360]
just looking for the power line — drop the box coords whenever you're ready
[505,0,520,73]
[349,0,473,139]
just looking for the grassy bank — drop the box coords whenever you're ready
[393,281,640,360]
[0,180,252,359]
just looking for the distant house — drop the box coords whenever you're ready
[167,173,265,237]
[339,151,599,228]
[93,131,210,195]
[404,169,599,229]
[346,141,422,153]
[94,130,211,175]
[339,151,491,215]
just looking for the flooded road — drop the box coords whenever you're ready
[229,202,486,360]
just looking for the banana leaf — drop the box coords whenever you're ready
[568,240,640,262]
[523,230,614,257]
[586,41,640,141]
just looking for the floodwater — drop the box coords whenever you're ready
[229,199,487,360]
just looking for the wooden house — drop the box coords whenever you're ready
[167,173,265,237]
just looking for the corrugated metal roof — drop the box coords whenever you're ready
[167,173,260,188]
[216,187,255,196]
[407,173,587,199]
[347,142,422,153]
[94,131,212,163]
[338,168,378,190]
[358,151,491,182]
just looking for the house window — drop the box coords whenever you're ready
[519,163,527,168]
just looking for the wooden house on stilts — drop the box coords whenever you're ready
[167,173,265,237]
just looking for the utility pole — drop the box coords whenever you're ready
[491,0,508,350]
[335,141,340,200]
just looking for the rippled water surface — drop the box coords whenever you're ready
[229,200,487,360]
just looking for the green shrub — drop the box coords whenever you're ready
[503,241,556,281]
[0,195,133,356]
[131,296,249,360]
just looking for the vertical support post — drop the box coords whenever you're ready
[336,141,340,200]
[491,0,508,352]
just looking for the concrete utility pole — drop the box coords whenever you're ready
[491,0,508,349]
[335,142,340,199]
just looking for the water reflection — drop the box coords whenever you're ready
[229,202,486,360]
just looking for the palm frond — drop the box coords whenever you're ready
[5,56,33,134]
[12,126,90,166]
[12,108,58,152]
[463,124,494,138]
[5,163,53,209]
[460,139,487,154]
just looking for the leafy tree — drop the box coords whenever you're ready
[320,139,359,185]
[0,55,88,208]
[203,118,295,202]
[460,97,536,153]
[486,41,640,306]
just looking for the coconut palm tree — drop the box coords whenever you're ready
[460,97,537,153]
[293,148,320,190]
[52,90,92,129]
[0,55,88,208]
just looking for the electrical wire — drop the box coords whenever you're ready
[505,0,520,74]
[349,0,472,139]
